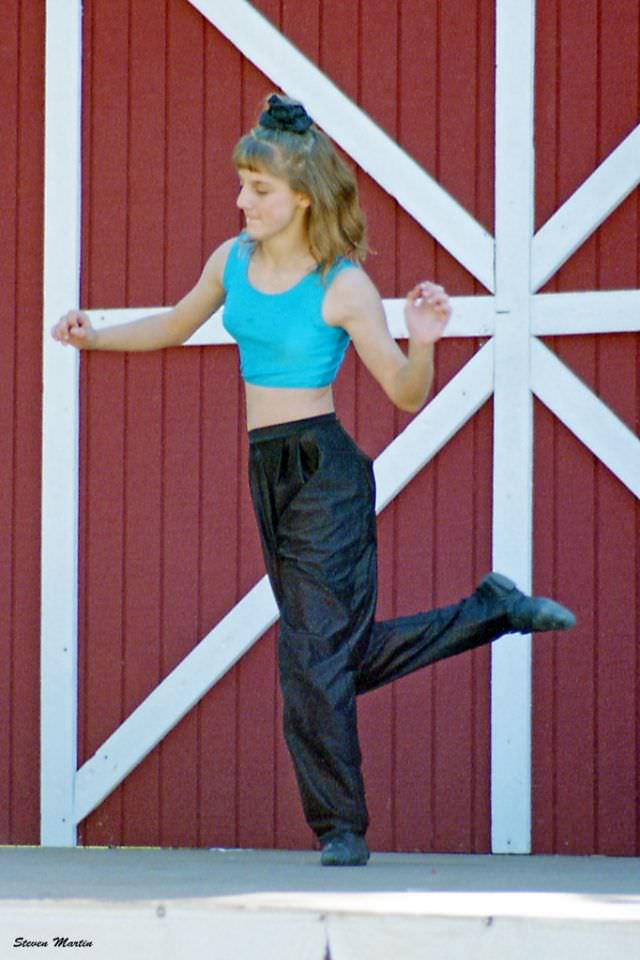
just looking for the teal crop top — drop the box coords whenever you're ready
[222,234,354,388]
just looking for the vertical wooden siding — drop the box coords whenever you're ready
[532,0,640,855]
[0,1,44,844]
[78,0,496,852]
[5,0,635,852]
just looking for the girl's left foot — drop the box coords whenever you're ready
[479,572,576,632]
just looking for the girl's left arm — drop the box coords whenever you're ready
[325,268,451,413]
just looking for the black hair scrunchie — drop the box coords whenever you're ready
[259,94,313,134]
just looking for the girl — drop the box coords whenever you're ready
[52,93,575,866]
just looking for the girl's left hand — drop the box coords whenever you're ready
[404,281,451,345]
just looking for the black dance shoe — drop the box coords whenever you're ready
[320,831,370,867]
[479,572,576,632]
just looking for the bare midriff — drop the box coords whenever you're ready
[245,383,335,431]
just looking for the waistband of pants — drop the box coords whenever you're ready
[248,413,338,445]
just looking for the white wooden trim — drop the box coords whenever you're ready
[532,290,640,336]
[73,342,494,822]
[490,0,536,855]
[87,296,497,345]
[532,124,640,292]
[410,297,496,339]
[187,0,495,292]
[89,286,640,344]
[531,339,640,500]
[491,320,533,857]
[40,0,83,846]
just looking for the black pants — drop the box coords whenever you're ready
[248,414,511,841]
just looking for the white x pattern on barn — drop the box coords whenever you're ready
[41,0,640,850]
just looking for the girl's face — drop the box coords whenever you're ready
[236,167,309,243]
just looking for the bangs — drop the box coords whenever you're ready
[231,108,367,269]
[232,134,284,177]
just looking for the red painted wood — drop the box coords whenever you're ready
[425,346,492,853]
[353,0,399,854]
[195,348,243,848]
[79,0,129,847]
[73,0,498,853]
[197,14,245,850]
[116,0,167,848]
[72,0,638,857]
[3,0,638,853]
[532,0,640,855]
[0,1,21,845]
[232,24,281,849]
[592,0,640,851]
[0,4,19,837]
[0,0,44,845]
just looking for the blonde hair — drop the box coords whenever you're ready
[233,94,368,275]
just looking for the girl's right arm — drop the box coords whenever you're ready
[51,239,234,352]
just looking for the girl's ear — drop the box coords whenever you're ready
[296,192,311,210]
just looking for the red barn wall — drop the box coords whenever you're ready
[0,2,44,844]
[1,0,638,853]
[532,0,640,855]
[77,0,495,852]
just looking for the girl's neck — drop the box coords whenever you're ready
[256,214,314,269]
[255,235,315,275]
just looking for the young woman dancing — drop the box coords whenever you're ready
[52,94,575,866]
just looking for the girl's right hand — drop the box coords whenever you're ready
[51,310,96,349]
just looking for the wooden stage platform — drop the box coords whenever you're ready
[0,847,638,958]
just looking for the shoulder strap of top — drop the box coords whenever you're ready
[223,238,357,291]
[222,233,249,291]
[323,256,358,286]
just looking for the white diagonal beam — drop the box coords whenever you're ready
[491,0,536,855]
[532,124,640,291]
[374,341,494,512]
[531,339,640,500]
[74,579,279,824]
[187,0,495,292]
[41,0,83,847]
[73,341,494,823]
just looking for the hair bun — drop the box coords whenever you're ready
[259,94,313,134]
